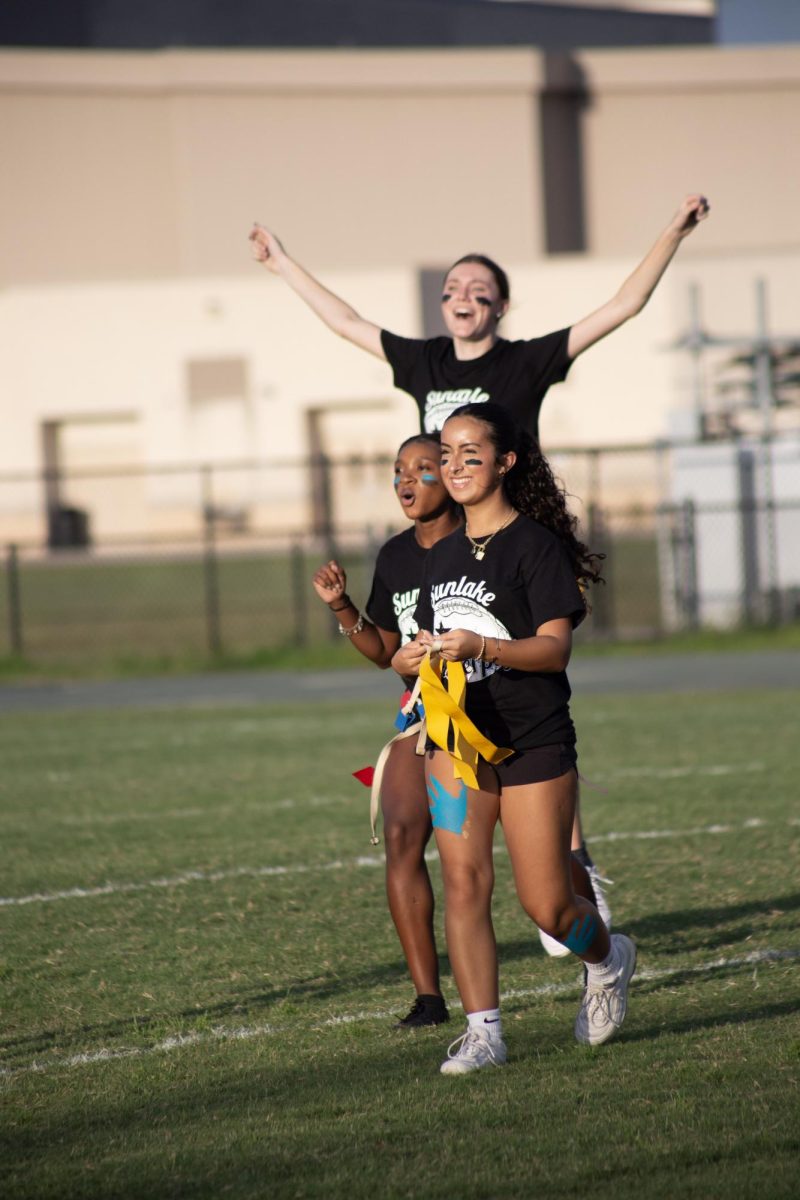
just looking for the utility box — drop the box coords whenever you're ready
[659,436,800,629]
[47,504,91,550]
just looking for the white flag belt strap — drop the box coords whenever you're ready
[369,676,426,845]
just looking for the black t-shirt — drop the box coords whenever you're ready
[380,329,572,440]
[413,515,585,751]
[366,526,429,646]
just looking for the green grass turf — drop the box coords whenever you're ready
[1,689,799,1199]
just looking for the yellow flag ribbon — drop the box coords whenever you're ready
[419,652,513,791]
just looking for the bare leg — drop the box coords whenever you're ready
[425,749,501,1014]
[381,735,441,997]
[571,783,585,851]
[501,770,610,965]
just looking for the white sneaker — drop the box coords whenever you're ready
[440,1027,507,1075]
[574,933,636,1046]
[589,865,613,929]
[538,927,572,958]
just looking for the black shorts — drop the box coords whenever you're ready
[491,742,577,787]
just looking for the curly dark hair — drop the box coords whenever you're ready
[445,402,604,589]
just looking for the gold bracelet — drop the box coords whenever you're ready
[478,634,486,662]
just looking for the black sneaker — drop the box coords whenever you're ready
[396,994,450,1028]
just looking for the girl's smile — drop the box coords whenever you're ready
[440,262,506,345]
[440,416,514,508]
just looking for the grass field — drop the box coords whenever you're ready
[2,684,799,1198]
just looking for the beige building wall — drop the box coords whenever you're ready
[0,49,546,285]
[573,46,800,256]
[0,45,798,542]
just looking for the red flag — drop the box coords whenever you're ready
[352,766,375,787]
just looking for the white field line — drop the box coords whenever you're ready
[0,795,338,830]
[604,761,765,780]
[1,761,765,832]
[1,816,795,910]
[1,947,797,1083]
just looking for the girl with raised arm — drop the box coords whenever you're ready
[250,194,709,440]
[312,433,460,1027]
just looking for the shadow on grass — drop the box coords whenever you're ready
[3,1033,456,1197]
[6,1000,799,1200]
[623,890,800,952]
[620,995,800,1045]
[5,893,798,1069]
[0,952,450,1065]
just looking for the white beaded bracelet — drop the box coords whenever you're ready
[338,612,366,637]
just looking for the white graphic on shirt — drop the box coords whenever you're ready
[424,388,490,432]
[393,589,420,646]
[430,594,510,684]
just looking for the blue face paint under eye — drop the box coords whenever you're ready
[420,473,438,485]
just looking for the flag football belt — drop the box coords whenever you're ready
[419,651,513,792]
[368,682,427,844]
[364,649,512,843]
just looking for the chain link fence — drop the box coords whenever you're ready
[2,436,799,668]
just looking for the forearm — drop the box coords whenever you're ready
[327,594,392,667]
[273,255,384,356]
[482,634,570,674]
[613,224,684,320]
[568,197,709,358]
[276,255,358,332]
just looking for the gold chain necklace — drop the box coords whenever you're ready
[464,510,516,561]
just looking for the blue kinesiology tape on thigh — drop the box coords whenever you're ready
[427,774,468,835]
[563,913,598,955]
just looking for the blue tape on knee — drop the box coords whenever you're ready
[427,775,468,835]
[563,913,597,955]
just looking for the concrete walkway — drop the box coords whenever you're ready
[0,650,797,714]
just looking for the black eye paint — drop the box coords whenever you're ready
[441,293,452,304]
[474,296,492,308]
[464,458,483,466]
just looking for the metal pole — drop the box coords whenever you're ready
[587,502,613,638]
[290,539,308,647]
[201,466,223,656]
[6,544,23,656]
[688,282,706,436]
[681,499,700,630]
[754,278,780,622]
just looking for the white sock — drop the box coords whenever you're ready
[586,936,619,982]
[467,1008,503,1038]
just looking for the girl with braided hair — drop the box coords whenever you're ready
[396,403,636,1074]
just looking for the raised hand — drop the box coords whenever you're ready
[249,223,287,271]
[312,559,348,605]
[670,194,710,239]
